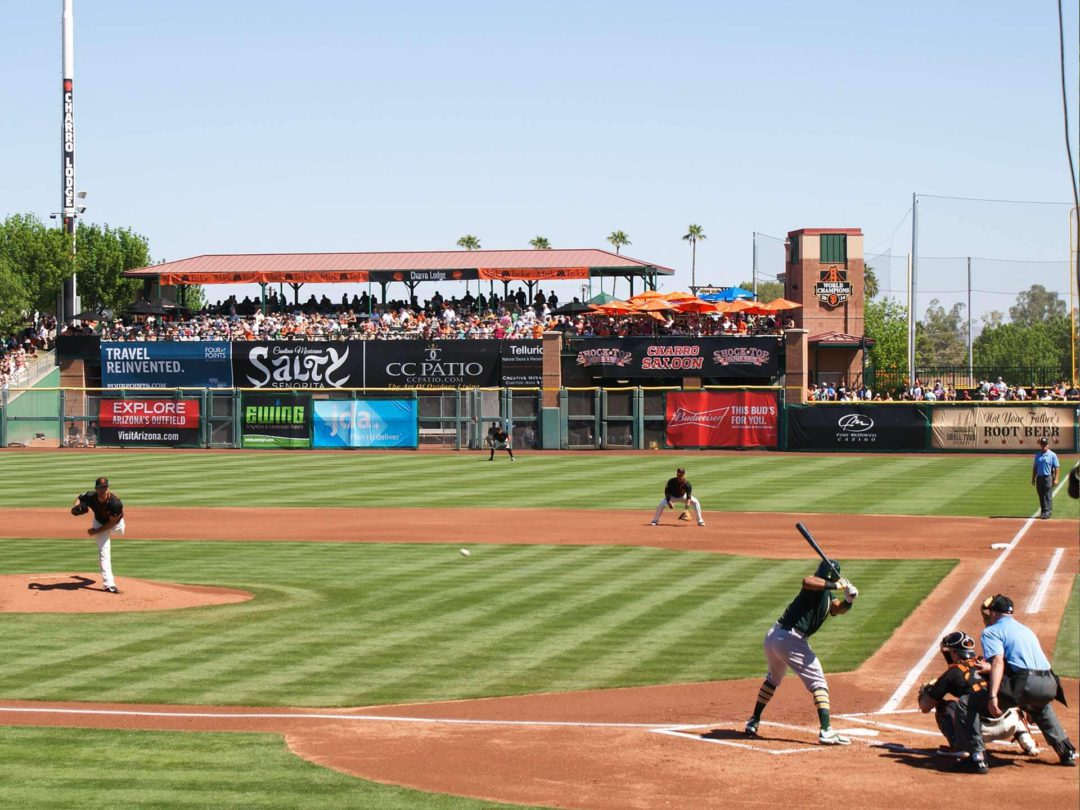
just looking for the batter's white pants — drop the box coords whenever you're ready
[763,622,828,692]
[652,494,703,524]
[91,518,124,590]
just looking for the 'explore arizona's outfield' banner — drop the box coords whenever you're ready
[665,391,779,448]
[241,393,311,448]
[931,405,1076,450]
[312,400,418,448]
[97,399,201,446]
[101,342,233,388]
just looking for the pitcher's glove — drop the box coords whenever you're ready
[71,503,89,516]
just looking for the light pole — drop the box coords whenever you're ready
[51,189,87,319]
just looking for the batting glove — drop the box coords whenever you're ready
[844,583,859,603]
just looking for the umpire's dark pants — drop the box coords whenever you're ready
[998,669,1073,758]
[1035,474,1054,517]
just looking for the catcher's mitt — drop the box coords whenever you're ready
[71,503,89,516]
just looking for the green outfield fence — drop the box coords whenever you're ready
[2,385,1077,453]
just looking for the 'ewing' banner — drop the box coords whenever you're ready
[241,393,311,448]
[931,406,1075,450]
[665,391,779,448]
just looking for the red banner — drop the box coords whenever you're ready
[666,391,779,448]
[99,399,201,429]
[477,267,589,281]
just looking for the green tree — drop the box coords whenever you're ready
[737,279,784,303]
[864,265,879,299]
[916,298,967,366]
[456,235,481,250]
[0,256,31,336]
[973,315,1071,378]
[606,230,630,254]
[0,214,70,313]
[1008,284,1066,326]
[682,224,706,290]
[864,297,909,372]
[75,222,151,314]
[529,236,551,250]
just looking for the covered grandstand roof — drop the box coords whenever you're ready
[123,249,675,285]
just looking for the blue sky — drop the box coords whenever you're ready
[2,1,1076,315]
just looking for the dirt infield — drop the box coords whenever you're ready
[0,507,1077,808]
[0,573,252,613]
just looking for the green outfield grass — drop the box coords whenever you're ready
[0,539,951,705]
[1054,575,1080,679]
[1,451,1077,518]
[0,727,528,809]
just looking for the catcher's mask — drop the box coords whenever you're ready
[814,558,841,582]
[940,630,976,664]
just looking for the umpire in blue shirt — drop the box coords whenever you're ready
[1032,437,1059,519]
[980,594,1076,767]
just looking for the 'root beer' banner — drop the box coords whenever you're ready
[931,405,1076,450]
[666,391,779,448]
[97,398,201,446]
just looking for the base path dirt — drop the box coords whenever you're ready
[0,507,1077,808]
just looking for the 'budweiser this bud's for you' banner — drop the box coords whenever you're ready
[665,391,779,448]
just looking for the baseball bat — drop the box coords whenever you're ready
[795,522,840,579]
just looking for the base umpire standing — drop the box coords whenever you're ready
[1031,437,1059,519]
[70,476,125,594]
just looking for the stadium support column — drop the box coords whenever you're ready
[541,331,563,448]
[785,329,809,404]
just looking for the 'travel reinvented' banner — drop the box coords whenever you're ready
[241,393,311,448]
[665,391,779,448]
[573,337,779,379]
[97,399,201,446]
[101,342,233,388]
[931,406,1076,450]
[787,405,928,450]
[312,400,418,448]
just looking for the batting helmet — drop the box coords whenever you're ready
[939,630,977,664]
[814,558,841,582]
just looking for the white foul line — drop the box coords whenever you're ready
[1028,547,1065,614]
[878,517,1036,713]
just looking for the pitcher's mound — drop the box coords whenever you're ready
[0,573,252,613]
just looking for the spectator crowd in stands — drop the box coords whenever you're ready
[0,317,55,393]
[62,288,789,343]
[809,376,1079,403]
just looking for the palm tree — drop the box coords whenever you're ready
[682,224,706,291]
[529,236,551,250]
[864,265,879,299]
[456,235,481,250]
[607,230,631,254]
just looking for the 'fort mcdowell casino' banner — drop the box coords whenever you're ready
[931,406,1075,450]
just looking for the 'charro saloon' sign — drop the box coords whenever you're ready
[814,265,853,307]
[570,338,778,379]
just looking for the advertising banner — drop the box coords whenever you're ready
[368,269,478,283]
[572,337,779,380]
[499,340,545,387]
[312,400,418,448]
[232,341,364,389]
[101,341,232,388]
[931,406,1076,450]
[241,393,311,448]
[666,391,779,448]
[362,341,502,388]
[787,405,928,450]
[97,398,201,446]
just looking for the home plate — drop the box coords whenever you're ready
[990,543,1010,550]
[840,728,879,737]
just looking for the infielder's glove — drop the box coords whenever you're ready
[667,500,673,510]
[71,503,89,516]
[678,511,690,521]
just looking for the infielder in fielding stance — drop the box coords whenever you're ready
[486,420,515,461]
[918,630,1039,769]
[651,467,704,526]
[71,476,124,594]
[744,558,856,745]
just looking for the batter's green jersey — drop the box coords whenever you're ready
[778,587,832,637]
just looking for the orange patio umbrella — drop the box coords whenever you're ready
[761,297,802,312]
[662,290,699,302]
[627,290,668,303]
[632,298,677,312]
[675,299,721,314]
[591,299,637,314]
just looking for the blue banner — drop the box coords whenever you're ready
[312,400,418,448]
[101,342,233,388]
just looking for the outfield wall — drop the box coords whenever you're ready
[3,386,1076,453]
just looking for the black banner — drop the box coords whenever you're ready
[369,269,479,284]
[569,337,779,379]
[241,393,312,448]
[786,404,928,450]
[362,340,502,388]
[232,342,364,389]
[499,340,545,387]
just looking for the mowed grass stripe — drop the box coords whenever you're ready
[4,451,1071,517]
[0,538,954,706]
